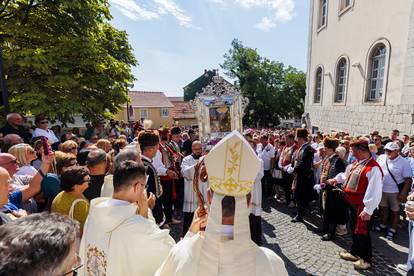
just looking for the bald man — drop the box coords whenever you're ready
[0,152,52,214]
[2,134,24,153]
[180,141,208,237]
[0,113,30,143]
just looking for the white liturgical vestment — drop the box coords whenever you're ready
[79,198,175,276]
[155,131,288,276]
[181,155,209,213]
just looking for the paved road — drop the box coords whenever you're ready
[261,199,408,276]
[170,199,410,275]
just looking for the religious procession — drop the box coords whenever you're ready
[3,0,414,275]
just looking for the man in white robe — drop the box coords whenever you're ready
[181,141,209,237]
[79,160,175,276]
[156,131,288,276]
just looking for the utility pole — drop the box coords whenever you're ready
[0,35,10,115]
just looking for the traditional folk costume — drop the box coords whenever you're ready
[319,143,347,239]
[181,154,209,237]
[278,143,298,204]
[334,140,383,265]
[155,131,288,276]
[154,128,178,225]
[79,198,175,276]
[289,130,317,221]
[169,127,184,214]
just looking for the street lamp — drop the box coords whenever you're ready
[0,34,10,115]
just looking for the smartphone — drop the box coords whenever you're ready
[41,137,52,155]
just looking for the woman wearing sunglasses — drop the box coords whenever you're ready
[8,143,38,177]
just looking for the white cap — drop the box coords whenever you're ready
[384,142,400,151]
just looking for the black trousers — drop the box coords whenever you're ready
[182,212,194,237]
[296,201,308,219]
[161,179,174,224]
[349,204,373,263]
[249,214,262,246]
[174,178,184,211]
[152,197,164,225]
[261,170,272,198]
[281,172,293,204]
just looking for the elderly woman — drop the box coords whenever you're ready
[8,143,38,176]
[51,166,90,232]
[59,140,78,155]
[54,151,77,176]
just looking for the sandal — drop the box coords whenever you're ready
[374,224,387,232]
[386,228,396,241]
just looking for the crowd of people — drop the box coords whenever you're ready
[1,111,414,274]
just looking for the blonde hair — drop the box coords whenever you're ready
[369,144,378,154]
[96,139,112,153]
[59,140,78,153]
[54,151,77,175]
[336,146,347,160]
[8,143,35,166]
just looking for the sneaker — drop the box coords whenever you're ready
[353,259,371,270]
[336,227,348,236]
[339,252,359,262]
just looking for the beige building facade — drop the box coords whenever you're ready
[305,0,414,135]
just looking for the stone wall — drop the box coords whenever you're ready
[305,104,414,136]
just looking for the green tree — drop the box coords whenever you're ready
[183,70,216,101]
[0,0,137,124]
[221,39,305,127]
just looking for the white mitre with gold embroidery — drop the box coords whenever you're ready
[204,130,261,197]
[155,131,288,276]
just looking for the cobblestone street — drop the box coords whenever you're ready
[171,199,411,275]
[261,199,409,276]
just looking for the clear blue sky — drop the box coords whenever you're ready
[109,0,310,96]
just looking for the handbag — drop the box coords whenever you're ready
[68,198,88,220]
[385,160,405,193]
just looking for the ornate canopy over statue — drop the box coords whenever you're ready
[193,75,249,144]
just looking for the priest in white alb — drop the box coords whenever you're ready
[181,140,209,237]
[156,131,288,276]
[79,160,175,276]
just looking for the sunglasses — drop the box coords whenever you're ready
[68,147,77,151]
[39,121,48,124]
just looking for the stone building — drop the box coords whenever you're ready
[305,0,414,135]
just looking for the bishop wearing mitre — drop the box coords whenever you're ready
[156,131,288,276]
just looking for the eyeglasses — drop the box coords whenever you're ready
[62,255,83,276]
[0,158,17,166]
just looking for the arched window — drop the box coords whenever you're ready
[335,58,348,103]
[314,67,323,103]
[318,0,328,29]
[367,44,387,101]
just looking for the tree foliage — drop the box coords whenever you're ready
[183,70,216,101]
[221,39,306,127]
[0,0,137,124]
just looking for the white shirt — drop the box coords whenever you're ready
[334,159,383,215]
[257,143,275,171]
[153,150,167,176]
[32,128,59,144]
[377,155,412,193]
[16,165,37,177]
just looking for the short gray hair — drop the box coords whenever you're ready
[86,149,107,167]
[6,113,21,122]
[114,149,140,169]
